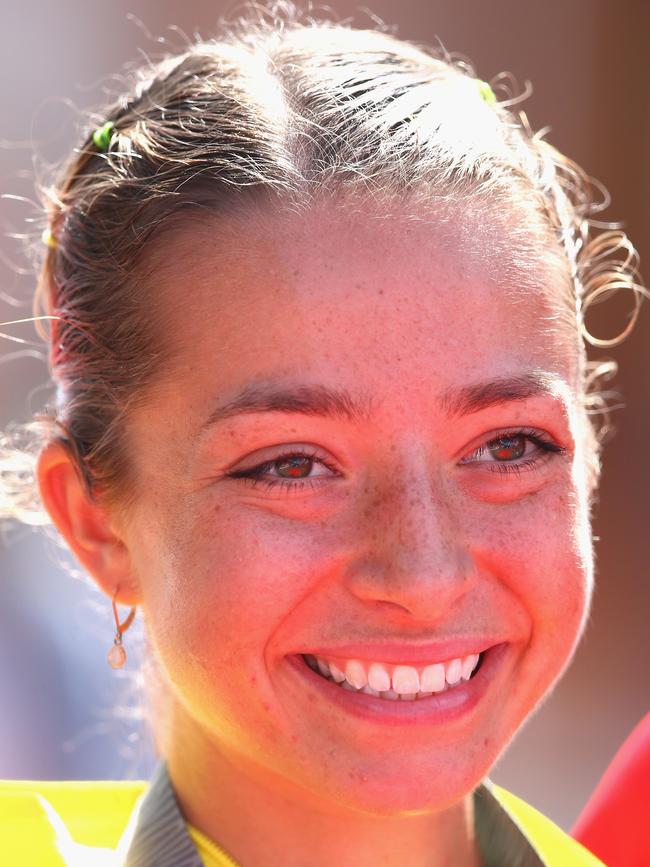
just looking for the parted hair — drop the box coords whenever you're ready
[0,2,643,524]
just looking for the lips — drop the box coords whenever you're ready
[285,643,507,727]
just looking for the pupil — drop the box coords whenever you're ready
[488,436,525,461]
[277,456,312,478]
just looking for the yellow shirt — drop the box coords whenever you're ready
[0,775,605,866]
[187,824,239,867]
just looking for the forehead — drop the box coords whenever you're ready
[146,196,579,382]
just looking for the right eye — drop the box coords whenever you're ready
[227,447,339,494]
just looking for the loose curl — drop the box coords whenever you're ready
[0,2,644,525]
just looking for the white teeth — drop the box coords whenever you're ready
[445,658,462,685]
[461,653,480,681]
[361,684,380,697]
[392,665,420,694]
[304,650,484,700]
[367,662,391,692]
[420,663,446,692]
[344,660,367,689]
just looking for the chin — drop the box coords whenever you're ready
[293,748,498,818]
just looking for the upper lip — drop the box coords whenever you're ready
[298,639,502,665]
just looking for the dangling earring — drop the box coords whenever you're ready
[108,587,137,669]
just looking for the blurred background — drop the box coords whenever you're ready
[1,0,648,833]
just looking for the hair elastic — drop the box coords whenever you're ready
[477,80,497,105]
[92,121,116,152]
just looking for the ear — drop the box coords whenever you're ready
[36,440,142,607]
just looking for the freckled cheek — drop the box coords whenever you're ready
[475,491,591,633]
[147,515,344,740]
[156,511,333,669]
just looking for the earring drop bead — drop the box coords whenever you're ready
[108,588,136,669]
[108,642,127,669]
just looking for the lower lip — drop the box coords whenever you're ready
[286,644,508,728]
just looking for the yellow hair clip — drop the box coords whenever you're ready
[477,80,497,105]
[41,227,58,249]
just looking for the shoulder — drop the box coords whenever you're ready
[1,778,147,866]
[489,783,607,866]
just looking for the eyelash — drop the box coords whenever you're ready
[227,447,338,495]
[462,428,565,476]
[226,430,565,494]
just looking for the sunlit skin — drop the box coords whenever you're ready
[38,199,594,867]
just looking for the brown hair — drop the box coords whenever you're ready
[0,4,643,522]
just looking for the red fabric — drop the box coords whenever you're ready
[572,713,650,866]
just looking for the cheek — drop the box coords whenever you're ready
[474,482,592,660]
[141,505,336,722]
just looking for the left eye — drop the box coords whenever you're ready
[268,455,322,478]
[460,431,563,473]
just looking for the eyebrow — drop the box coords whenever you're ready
[440,372,566,417]
[201,383,377,430]
[200,371,566,432]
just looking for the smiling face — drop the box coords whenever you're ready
[119,198,593,816]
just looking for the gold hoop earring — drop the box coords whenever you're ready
[108,587,137,669]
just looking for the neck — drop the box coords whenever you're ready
[164,706,483,867]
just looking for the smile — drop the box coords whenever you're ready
[301,652,483,701]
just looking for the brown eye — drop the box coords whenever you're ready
[487,435,526,461]
[276,456,314,478]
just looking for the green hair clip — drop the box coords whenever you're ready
[477,80,497,105]
[92,121,115,152]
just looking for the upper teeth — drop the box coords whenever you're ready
[305,653,481,696]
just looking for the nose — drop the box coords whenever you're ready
[343,470,477,622]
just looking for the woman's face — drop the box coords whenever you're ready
[120,200,593,815]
